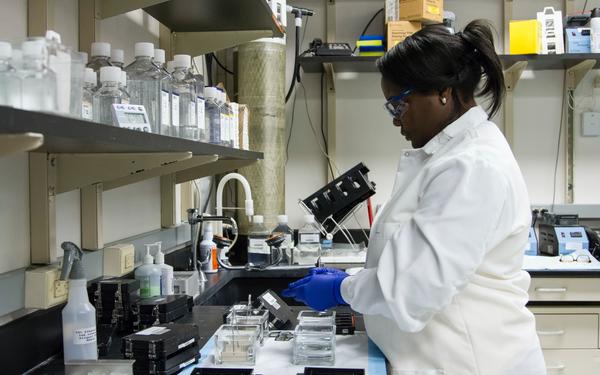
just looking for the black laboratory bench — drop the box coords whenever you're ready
[7,268,363,374]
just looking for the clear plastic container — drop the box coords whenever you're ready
[0,42,21,108]
[226,307,269,343]
[205,87,222,145]
[292,324,336,366]
[214,324,260,365]
[247,215,270,267]
[217,89,232,147]
[154,49,172,137]
[171,54,197,140]
[92,66,124,125]
[272,215,294,265]
[124,42,161,133]
[193,72,207,142]
[81,68,96,120]
[20,40,57,112]
[297,310,336,326]
[296,215,321,265]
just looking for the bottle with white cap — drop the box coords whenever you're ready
[171,54,198,140]
[20,40,57,112]
[192,57,207,142]
[87,42,112,85]
[110,48,124,68]
[153,242,174,295]
[296,214,321,265]
[92,66,123,125]
[216,88,230,146]
[247,215,271,267]
[154,49,173,136]
[119,70,130,105]
[81,67,96,120]
[0,41,21,108]
[272,215,294,265]
[204,87,222,145]
[124,42,162,133]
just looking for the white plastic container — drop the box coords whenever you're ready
[154,242,174,295]
[199,222,218,273]
[592,8,600,53]
[110,48,124,68]
[135,244,162,298]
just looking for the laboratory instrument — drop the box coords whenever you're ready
[110,48,124,68]
[81,68,95,120]
[60,241,98,363]
[538,224,589,256]
[214,324,260,365]
[20,40,57,112]
[134,294,193,329]
[257,289,294,329]
[111,103,151,132]
[135,244,162,298]
[125,42,161,133]
[93,66,125,125]
[0,42,21,108]
[154,242,174,295]
[89,278,139,334]
[227,304,269,343]
[292,324,336,366]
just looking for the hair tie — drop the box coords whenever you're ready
[456,31,478,54]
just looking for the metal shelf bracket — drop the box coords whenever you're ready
[566,59,595,90]
[503,61,527,147]
[0,133,43,158]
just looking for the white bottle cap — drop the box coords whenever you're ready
[154,49,166,64]
[277,215,288,224]
[154,242,164,264]
[120,70,127,86]
[21,40,44,57]
[205,87,218,100]
[166,61,174,73]
[304,214,315,223]
[134,42,154,57]
[84,67,97,86]
[253,215,264,224]
[111,48,124,64]
[203,222,214,236]
[143,245,154,265]
[79,51,88,64]
[0,42,12,59]
[45,30,62,44]
[91,42,110,57]
[173,54,191,68]
[99,66,121,83]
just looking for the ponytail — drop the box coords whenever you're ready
[377,19,505,118]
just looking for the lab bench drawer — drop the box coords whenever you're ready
[543,349,600,374]
[535,314,599,349]
[529,278,600,302]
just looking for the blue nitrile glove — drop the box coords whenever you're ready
[281,270,348,311]
[309,267,346,276]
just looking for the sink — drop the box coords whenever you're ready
[200,277,305,306]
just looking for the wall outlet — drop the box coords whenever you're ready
[25,266,68,309]
[582,112,600,137]
[103,243,135,277]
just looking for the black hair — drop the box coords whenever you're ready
[377,19,505,118]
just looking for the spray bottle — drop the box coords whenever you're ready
[154,242,174,295]
[60,242,98,363]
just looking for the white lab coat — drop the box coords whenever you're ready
[341,106,546,375]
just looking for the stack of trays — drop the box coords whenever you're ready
[135,295,193,330]
[356,35,385,56]
[123,323,200,375]
[89,278,140,334]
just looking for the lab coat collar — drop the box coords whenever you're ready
[419,105,488,156]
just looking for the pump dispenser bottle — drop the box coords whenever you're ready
[154,242,174,295]
[60,242,97,363]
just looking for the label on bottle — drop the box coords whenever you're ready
[190,100,197,126]
[285,234,293,248]
[73,326,97,345]
[300,233,320,244]
[171,93,180,127]
[161,90,170,126]
[220,113,228,142]
[82,102,93,120]
[197,97,206,131]
[248,238,270,254]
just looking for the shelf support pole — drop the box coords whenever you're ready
[503,61,527,148]
[565,59,595,203]
[29,153,57,264]
[503,0,513,54]
[81,183,103,250]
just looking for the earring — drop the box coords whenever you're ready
[441,97,447,105]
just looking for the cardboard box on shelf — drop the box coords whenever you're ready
[399,0,443,24]
[565,27,591,53]
[509,19,541,55]
[387,21,422,50]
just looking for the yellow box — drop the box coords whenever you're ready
[399,0,443,24]
[387,21,422,50]
[509,19,541,54]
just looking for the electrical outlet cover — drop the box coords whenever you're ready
[25,265,68,309]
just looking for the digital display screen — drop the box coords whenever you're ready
[570,232,582,238]
[118,112,147,124]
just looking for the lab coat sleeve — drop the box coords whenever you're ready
[341,156,509,332]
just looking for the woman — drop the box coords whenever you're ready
[282,20,546,374]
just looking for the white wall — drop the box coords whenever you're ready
[283,0,600,229]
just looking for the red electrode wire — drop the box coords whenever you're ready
[367,198,374,227]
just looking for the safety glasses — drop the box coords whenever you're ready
[384,89,412,118]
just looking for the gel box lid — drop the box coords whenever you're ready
[122,323,199,360]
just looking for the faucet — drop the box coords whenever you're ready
[216,173,254,220]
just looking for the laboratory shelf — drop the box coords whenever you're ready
[299,54,600,73]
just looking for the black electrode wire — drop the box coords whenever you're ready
[210,53,234,75]
[320,71,335,179]
[551,73,567,212]
[285,89,299,165]
[583,0,589,14]
[353,8,384,53]
[285,25,302,103]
